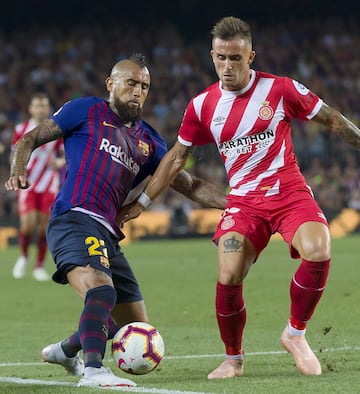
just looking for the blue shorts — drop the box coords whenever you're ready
[46,210,142,303]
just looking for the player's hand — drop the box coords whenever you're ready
[4,175,31,191]
[116,202,133,227]
[117,202,145,228]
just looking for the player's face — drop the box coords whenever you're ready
[107,64,150,123]
[28,97,51,123]
[211,37,255,91]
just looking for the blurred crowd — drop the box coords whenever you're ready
[0,16,360,225]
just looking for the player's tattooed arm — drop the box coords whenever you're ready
[5,119,64,190]
[171,170,226,210]
[11,119,63,176]
[313,103,360,150]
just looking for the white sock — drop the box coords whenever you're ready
[225,353,243,360]
[288,321,306,336]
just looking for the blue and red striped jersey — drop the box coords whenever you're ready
[50,97,167,235]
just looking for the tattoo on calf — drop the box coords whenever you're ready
[223,235,243,253]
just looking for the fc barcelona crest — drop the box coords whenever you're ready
[138,140,150,156]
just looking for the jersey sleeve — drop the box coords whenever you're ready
[283,77,323,121]
[50,98,89,136]
[178,99,214,146]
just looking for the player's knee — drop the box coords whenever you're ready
[300,244,330,262]
[218,268,247,285]
[218,259,252,284]
[295,232,331,261]
[67,265,114,297]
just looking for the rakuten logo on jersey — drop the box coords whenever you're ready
[99,138,140,175]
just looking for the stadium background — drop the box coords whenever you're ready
[0,0,359,241]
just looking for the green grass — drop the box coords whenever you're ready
[0,235,359,393]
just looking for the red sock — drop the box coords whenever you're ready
[216,282,246,355]
[35,234,47,268]
[290,259,330,330]
[18,231,31,258]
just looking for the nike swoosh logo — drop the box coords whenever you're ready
[103,121,117,128]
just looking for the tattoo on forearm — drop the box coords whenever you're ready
[318,105,360,149]
[180,146,194,159]
[34,122,63,147]
[190,182,226,209]
[335,119,360,150]
[223,236,243,253]
[10,120,63,177]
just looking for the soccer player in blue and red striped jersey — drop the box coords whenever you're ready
[5,54,226,388]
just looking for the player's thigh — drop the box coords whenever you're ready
[292,221,331,261]
[67,264,114,300]
[37,191,56,216]
[18,189,36,217]
[47,211,115,288]
[38,212,50,234]
[111,301,149,328]
[217,231,257,284]
[19,210,37,233]
[277,191,330,260]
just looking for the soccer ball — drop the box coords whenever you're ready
[112,322,165,375]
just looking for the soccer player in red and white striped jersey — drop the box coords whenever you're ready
[11,93,64,281]
[126,17,360,378]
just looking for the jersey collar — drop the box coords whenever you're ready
[219,69,256,96]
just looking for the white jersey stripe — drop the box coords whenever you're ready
[210,94,237,144]
[178,135,193,146]
[230,140,286,196]
[192,91,209,121]
[307,98,323,119]
[231,77,275,140]
[265,179,280,196]
[229,97,284,190]
[35,166,53,192]
[224,78,275,174]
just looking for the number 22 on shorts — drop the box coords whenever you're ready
[85,236,110,268]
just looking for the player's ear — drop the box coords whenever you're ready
[248,50,256,65]
[105,76,113,92]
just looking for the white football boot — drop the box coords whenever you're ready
[78,366,136,387]
[12,256,28,279]
[41,341,84,376]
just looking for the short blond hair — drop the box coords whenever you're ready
[211,16,252,45]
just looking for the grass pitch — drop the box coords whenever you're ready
[0,235,359,393]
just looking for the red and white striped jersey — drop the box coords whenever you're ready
[178,70,323,197]
[11,119,63,194]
